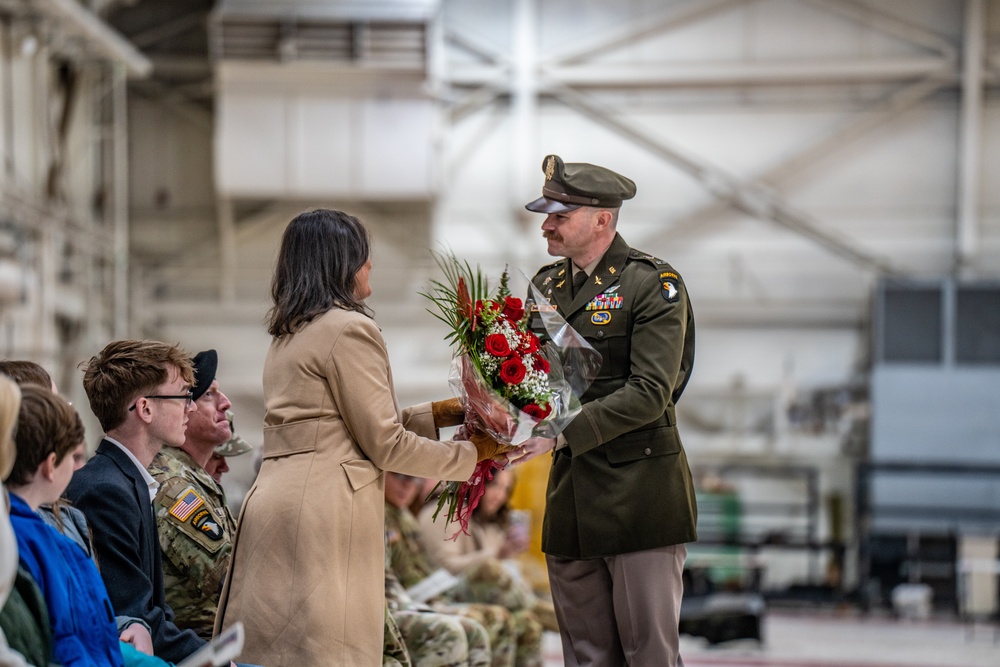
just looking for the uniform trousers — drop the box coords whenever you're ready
[546,544,686,667]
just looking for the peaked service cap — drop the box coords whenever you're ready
[525,154,637,214]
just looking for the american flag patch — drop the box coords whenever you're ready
[169,488,204,521]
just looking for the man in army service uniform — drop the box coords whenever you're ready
[516,155,698,667]
[148,349,237,639]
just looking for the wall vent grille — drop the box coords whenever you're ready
[214,18,426,68]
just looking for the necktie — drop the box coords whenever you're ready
[572,270,588,298]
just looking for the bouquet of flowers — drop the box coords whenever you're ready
[422,252,600,536]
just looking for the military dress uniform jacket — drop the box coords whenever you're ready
[529,233,698,559]
[148,448,236,639]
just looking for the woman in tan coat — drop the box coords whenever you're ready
[215,209,509,666]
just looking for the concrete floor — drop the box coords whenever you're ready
[541,610,1000,667]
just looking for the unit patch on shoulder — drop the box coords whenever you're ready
[191,508,223,541]
[169,488,204,522]
[660,271,680,303]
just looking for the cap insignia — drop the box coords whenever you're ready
[545,156,556,181]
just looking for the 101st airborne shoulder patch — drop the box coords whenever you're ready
[660,271,680,303]
[190,508,224,541]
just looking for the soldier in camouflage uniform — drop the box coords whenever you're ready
[204,410,254,484]
[385,535,490,667]
[148,350,237,639]
[383,598,412,667]
[385,473,541,667]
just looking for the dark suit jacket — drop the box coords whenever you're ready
[530,233,698,559]
[65,439,206,663]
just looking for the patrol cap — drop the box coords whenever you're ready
[190,349,218,402]
[215,410,253,457]
[525,154,637,214]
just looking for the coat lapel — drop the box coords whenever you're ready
[548,258,574,316]
[97,439,153,521]
[566,234,631,317]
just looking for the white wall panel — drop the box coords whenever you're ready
[217,86,435,198]
[292,96,354,195]
[216,92,289,194]
[359,98,435,196]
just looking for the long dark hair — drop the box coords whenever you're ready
[267,209,372,337]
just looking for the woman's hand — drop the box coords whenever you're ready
[431,398,465,428]
[119,623,154,655]
[470,430,517,462]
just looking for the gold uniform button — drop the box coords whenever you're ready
[643,447,652,456]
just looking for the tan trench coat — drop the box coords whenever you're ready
[215,308,476,666]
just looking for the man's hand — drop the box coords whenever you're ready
[119,623,154,655]
[509,436,556,465]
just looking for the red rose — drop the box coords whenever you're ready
[531,355,550,373]
[499,357,526,385]
[502,296,525,322]
[475,300,485,315]
[522,403,552,421]
[484,334,512,357]
[519,332,540,354]
[489,301,502,312]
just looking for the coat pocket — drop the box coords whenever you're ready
[341,459,382,491]
[604,426,681,465]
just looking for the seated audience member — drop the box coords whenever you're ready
[418,469,559,632]
[6,384,164,667]
[204,411,254,485]
[0,377,31,667]
[148,350,237,639]
[418,470,556,632]
[65,340,207,663]
[419,469,528,571]
[0,363,53,394]
[386,472,537,667]
[0,362,91,563]
[385,533,490,667]
[0,566,50,667]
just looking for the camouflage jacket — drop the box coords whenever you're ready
[385,503,437,590]
[148,447,236,639]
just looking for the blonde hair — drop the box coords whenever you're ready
[0,376,23,481]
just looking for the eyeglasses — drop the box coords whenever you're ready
[128,392,194,412]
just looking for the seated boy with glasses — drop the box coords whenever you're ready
[65,340,209,665]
